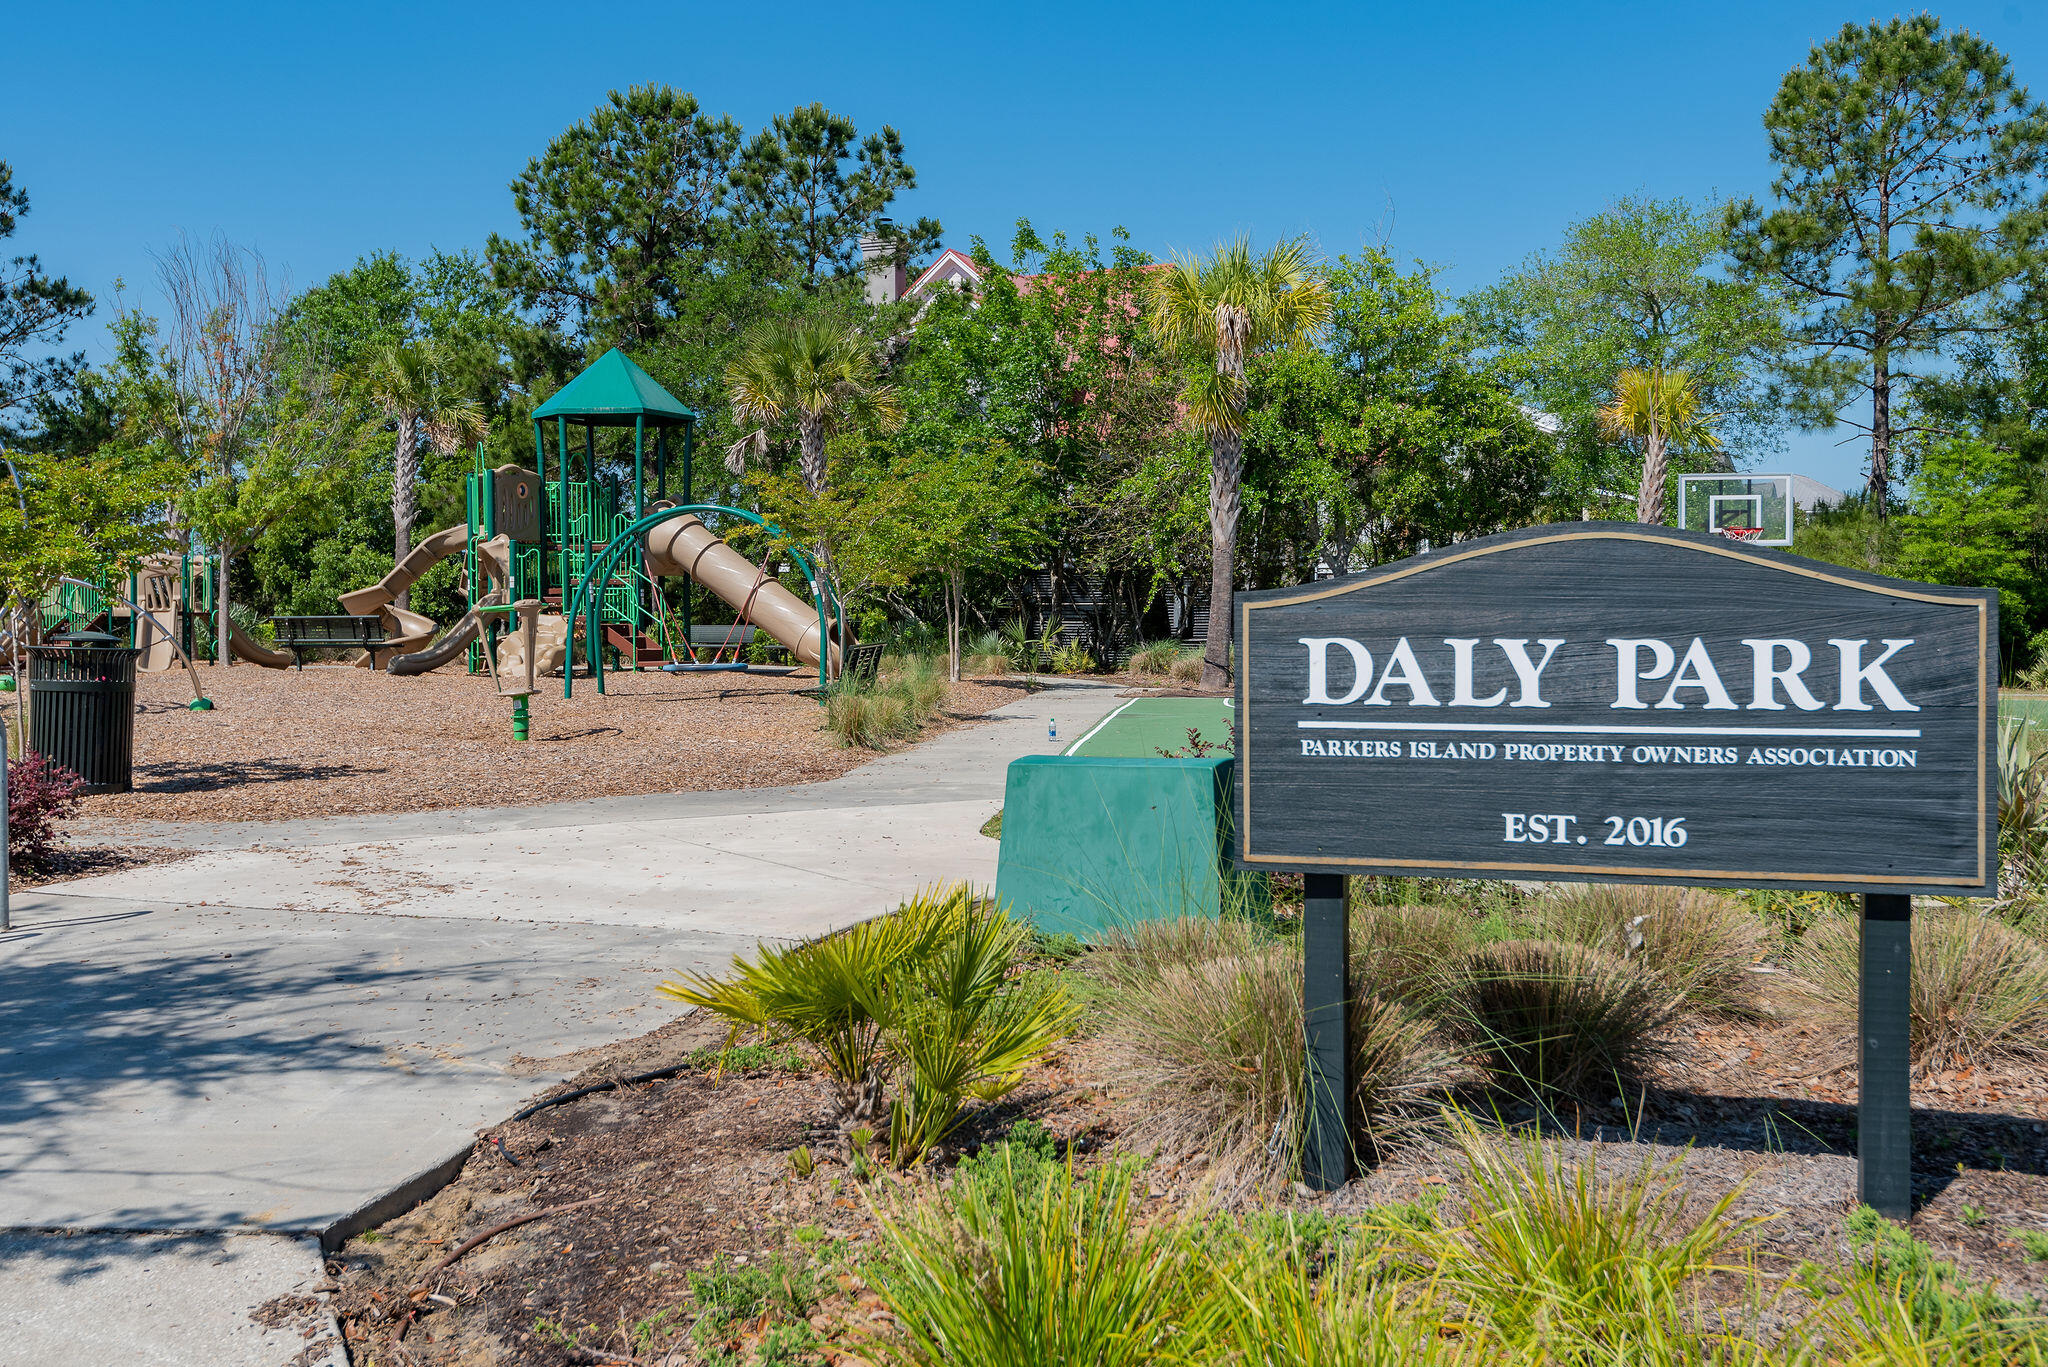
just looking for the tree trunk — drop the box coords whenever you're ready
[392,413,420,611]
[216,547,232,669]
[1203,428,1242,692]
[797,417,841,673]
[947,565,963,683]
[1635,422,1668,524]
[1870,350,1892,524]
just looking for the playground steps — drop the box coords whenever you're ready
[603,625,669,666]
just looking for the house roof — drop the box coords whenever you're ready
[906,248,984,297]
[534,348,697,427]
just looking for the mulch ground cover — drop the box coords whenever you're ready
[31,663,1031,826]
[319,995,2048,1366]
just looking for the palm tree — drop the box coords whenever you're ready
[725,311,902,494]
[725,311,903,660]
[367,341,485,608]
[1148,238,1333,691]
[1600,367,1720,524]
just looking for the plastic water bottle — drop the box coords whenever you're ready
[1048,717,1057,744]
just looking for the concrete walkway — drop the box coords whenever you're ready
[2,680,1123,1362]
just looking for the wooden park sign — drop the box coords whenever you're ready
[1235,523,1998,1211]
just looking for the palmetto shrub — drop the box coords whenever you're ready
[661,885,1075,1163]
[1530,883,1765,1018]
[1089,917,1453,1175]
[1443,939,1674,1103]
[1785,906,2048,1070]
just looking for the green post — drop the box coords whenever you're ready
[533,420,547,598]
[556,416,569,673]
[512,694,530,741]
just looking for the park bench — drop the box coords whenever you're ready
[686,624,757,651]
[269,615,392,668]
[845,642,883,686]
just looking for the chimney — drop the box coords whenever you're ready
[860,218,907,305]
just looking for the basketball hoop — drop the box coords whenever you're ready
[1717,526,1765,542]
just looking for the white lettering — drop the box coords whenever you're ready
[1445,639,1508,707]
[1364,637,1441,707]
[1496,638,1566,708]
[1656,637,1738,710]
[1742,639,1825,711]
[1829,639,1919,712]
[1608,638,1676,710]
[1300,637,1371,706]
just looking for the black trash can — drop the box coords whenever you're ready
[28,631,140,794]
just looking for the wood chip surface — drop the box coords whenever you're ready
[57,663,1023,824]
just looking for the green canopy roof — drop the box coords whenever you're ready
[533,348,697,427]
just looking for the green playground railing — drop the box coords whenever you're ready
[564,503,836,700]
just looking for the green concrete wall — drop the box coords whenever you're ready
[994,755,1258,941]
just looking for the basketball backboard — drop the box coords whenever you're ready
[1677,474,1794,547]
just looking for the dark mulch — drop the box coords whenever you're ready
[9,843,193,888]
[320,991,2048,1364]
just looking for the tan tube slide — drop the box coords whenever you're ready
[644,514,842,672]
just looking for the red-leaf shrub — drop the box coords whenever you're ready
[9,751,85,868]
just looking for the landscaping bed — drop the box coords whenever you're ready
[47,663,1027,824]
[320,888,2048,1365]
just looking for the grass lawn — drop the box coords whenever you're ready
[1064,695,1233,757]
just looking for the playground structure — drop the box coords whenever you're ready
[47,350,846,698]
[340,347,845,692]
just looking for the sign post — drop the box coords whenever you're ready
[1236,524,1996,1205]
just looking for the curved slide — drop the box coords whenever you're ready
[340,524,469,668]
[226,620,293,669]
[644,513,843,672]
[387,537,514,676]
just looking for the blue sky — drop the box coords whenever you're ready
[8,0,2046,492]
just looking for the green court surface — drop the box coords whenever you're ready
[2004,695,2048,728]
[1063,696,1233,758]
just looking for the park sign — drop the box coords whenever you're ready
[1235,523,1997,896]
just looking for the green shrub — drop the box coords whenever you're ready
[1404,1113,1758,1361]
[1090,917,1452,1175]
[1169,650,1204,683]
[686,1252,821,1365]
[824,653,950,749]
[866,1156,1217,1367]
[662,885,1077,1164]
[827,690,913,747]
[999,616,1061,674]
[1530,883,1765,1018]
[1444,938,1674,1103]
[1206,1221,1467,1366]
[1793,1206,2045,1358]
[1050,641,1098,674]
[1786,907,2048,1069]
[1128,640,1185,676]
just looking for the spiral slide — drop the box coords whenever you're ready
[643,513,843,672]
